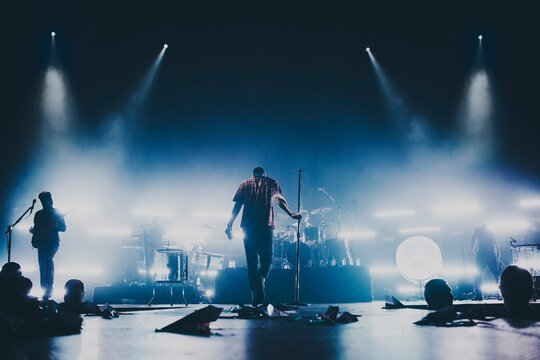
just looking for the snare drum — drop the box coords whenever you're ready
[153,248,188,282]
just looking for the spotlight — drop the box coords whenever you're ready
[163,44,168,49]
[51,31,56,37]
[395,236,443,281]
[478,35,483,40]
[365,47,370,52]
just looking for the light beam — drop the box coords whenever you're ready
[128,45,168,114]
[367,48,412,134]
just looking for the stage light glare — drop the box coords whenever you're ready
[397,285,420,295]
[515,260,540,272]
[439,266,478,277]
[481,282,498,294]
[519,198,540,208]
[163,44,168,49]
[205,289,215,298]
[432,201,481,218]
[478,35,483,40]
[192,209,229,220]
[86,226,131,237]
[232,230,245,240]
[166,227,211,241]
[53,288,67,299]
[30,287,65,300]
[369,266,398,275]
[375,209,416,218]
[20,264,38,274]
[395,236,443,281]
[57,266,104,276]
[341,230,376,239]
[486,218,531,232]
[399,226,440,234]
[206,270,218,277]
[132,206,175,218]
[15,225,33,234]
[51,31,56,37]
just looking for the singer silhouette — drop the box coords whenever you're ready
[226,167,301,306]
[30,191,66,300]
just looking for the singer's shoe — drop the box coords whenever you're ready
[253,277,265,306]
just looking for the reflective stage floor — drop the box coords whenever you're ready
[6,301,540,360]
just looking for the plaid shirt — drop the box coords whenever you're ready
[233,176,282,230]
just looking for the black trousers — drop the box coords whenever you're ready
[243,227,273,296]
[38,243,59,297]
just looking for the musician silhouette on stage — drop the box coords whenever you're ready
[226,167,301,306]
[471,223,501,300]
[29,191,66,300]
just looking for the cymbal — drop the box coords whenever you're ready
[310,207,332,215]
[122,245,142,250]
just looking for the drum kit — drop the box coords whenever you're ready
[273,206,352,269]
[122,225,224,303]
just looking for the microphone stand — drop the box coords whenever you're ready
[5,200,36,263]
[288,169,308,306]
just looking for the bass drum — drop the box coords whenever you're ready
[286,242,312,268]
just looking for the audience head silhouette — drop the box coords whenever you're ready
[64,279,85,304]
[1,262,22,278]
[500,265,534,316]
[424,279,453,310]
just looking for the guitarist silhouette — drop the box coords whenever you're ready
[30,191,66,299]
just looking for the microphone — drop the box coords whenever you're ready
[29,199,37,214]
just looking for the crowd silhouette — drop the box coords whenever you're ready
[415,265,539,326]
[0,262,118,340]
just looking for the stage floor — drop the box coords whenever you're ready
[7,301,540,360]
